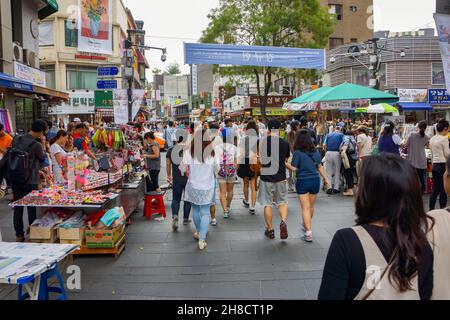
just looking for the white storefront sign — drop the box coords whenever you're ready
[397,88,428,102]
[49,91,95,115]
[13,61,46,87]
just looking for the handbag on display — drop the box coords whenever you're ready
[112,155,125,170]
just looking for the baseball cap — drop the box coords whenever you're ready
[73,117,81,122]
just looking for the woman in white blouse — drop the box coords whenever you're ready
[180,128,219,251]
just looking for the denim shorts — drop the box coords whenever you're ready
[296,177,321,195]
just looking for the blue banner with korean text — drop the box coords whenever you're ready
[184,43,326,70]
[428,88,450,104]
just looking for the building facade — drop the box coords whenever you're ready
[321,0,374,49]
[39,0,148,124]
[324,30,447,122]
[0,0,68,133]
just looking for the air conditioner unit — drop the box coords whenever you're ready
[23,49,36,68]
[12,42,23,63]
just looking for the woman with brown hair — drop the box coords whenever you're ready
[319,153,434,300]
[180,128,218,250]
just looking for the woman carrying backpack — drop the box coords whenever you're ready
[318,154,434,300]
[215,129,239,219]
[341,130,358,197]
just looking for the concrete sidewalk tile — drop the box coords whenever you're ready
[260,279,308,299]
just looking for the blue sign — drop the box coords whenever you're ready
[98,66,119,77]
[428,89,450,105]
[97,80,117,89]
[0,72,33,92]
[184,43,326,70]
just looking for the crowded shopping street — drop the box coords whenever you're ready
[0,0,450,309]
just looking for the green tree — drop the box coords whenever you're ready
[201,0,334,117]
[164,62,181,75]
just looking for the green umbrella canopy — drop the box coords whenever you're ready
[288,83,398,104]
[288,87,332,104]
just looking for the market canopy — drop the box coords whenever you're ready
[284,83,399,111]
[38,0,59,20]
[397,102,432,111]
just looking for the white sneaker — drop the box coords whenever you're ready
[211,218,218,226]
[199,240,207,250]
[193,232,200,240]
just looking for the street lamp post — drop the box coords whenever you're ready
[125,29,167,123]
[330,38,408,90]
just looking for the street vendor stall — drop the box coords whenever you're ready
[6,124,150,259]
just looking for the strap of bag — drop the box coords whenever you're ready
[352,226,398,300]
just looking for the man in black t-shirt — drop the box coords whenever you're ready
[258,119,292,240]
[11,120,47,242]
[166,135,191,231]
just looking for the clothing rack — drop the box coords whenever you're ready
[0,108,13,133]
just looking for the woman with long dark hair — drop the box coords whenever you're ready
[180,128,217,250]
[319,154,434,300]
[290,130,329,242]
[406,121,429,193]
[237,120,260,215]
[429,119,450,210]
[378,121,403,155]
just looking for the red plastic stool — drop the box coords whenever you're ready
[144,192,166,219]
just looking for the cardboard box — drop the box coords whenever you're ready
[30,226,59,243]
[59,227,86,246]
[85,224,125,249]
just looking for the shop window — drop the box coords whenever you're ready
[351,38,358,43]
[41,65,56,89]
[66,65,98,90]
[329,4,343,20]
[350,5,357,12]
[329,37,344,49]
[65,20,78,47]
[15,98,34,133]
[39,21,54,46]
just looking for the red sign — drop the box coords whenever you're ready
[75,54,107,61]
[249,96,293,108]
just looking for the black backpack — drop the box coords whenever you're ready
[2,135,37,185]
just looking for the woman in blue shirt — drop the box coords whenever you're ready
[291,130,330,243]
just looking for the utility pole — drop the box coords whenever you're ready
[125,30,137,123]
[125,29,166,124]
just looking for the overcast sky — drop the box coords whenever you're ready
[122,0,437,76]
